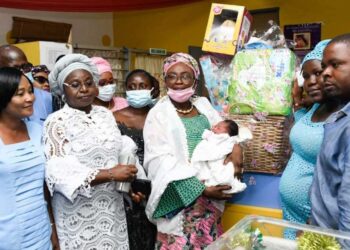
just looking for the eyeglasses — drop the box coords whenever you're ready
[33,76,49,84]
[63,81,96,91]
[165,73,195,84]
[98,79,116,86]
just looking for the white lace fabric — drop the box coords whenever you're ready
[43,105,129,250]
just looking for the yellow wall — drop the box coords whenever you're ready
[15,41,41,66]
[113,0,350,52]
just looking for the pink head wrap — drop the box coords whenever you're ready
[163,53,200,79]
[90,57,112,75]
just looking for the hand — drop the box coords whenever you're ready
[224,144,244,180]
[292,80,313,110]
[51,224,61,250]
[130,191,145,203]
[292,79,304,110]
[203,185,233,200]
[111,164,138,182]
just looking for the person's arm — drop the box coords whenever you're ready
[203,185,233,200]
[224,144,244,180]
[292,78,313,111]
[338,143,350,231]
[44,184,60,250]
[91,164,137,185]
[43,117,136,201]
[337,138,350,248]
[143,105,201,216]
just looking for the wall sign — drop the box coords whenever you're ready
[284,23,321,60]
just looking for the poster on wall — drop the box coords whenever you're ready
[283,23,321,61]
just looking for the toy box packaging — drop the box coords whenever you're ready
[202,3,253,55]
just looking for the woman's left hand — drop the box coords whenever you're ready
[130,191,145,203]
[224,144,244,180]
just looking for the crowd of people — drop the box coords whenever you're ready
[0,32,350,250]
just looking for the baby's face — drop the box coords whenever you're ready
[211,121,229,134]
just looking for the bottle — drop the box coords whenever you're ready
[115,154,136,193]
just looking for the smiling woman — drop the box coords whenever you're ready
[143,53,243,249]
[0,67,52,249]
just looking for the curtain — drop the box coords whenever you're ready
[134,54,167,97]
[0,0,201,12]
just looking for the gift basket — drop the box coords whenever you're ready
[227,48,296,116]
[223,113,292,174]
[201,20,296,174]
[207,215,350,250]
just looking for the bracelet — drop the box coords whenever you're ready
[108,169,115,181]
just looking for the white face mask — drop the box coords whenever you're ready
[97,84,116,102]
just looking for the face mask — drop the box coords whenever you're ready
[167,86,195,103]
[126,89,154,108]
[97,84,116,102]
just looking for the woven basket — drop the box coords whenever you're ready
[223,114,291,174]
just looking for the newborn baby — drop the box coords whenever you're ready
[191,120,252,210]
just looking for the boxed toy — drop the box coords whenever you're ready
[202,3,253,55]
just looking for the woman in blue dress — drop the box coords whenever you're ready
[0,67,52,249]
[279,40,342,239]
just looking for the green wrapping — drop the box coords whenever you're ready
[228,48,296,116]
[153,177,205,219]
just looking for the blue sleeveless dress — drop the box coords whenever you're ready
[0,121,51,250]
[279,104,324,239]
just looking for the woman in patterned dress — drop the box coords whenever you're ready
[43,54,144,250]
[143,53,243,249]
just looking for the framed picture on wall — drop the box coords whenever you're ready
[293,32,311,50]
[284,23,321,60]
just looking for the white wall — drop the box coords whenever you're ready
[0,7,114,47]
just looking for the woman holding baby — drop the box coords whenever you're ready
[143,53,244,249]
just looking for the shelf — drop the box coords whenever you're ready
[113,69,129,71]
[73,46,129,95]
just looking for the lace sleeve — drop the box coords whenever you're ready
[43,115,99,202]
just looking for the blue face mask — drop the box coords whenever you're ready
[126,89,154,108]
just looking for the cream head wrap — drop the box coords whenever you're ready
[49,53,99,96]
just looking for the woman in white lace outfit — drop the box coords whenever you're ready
[44,54,141,250]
